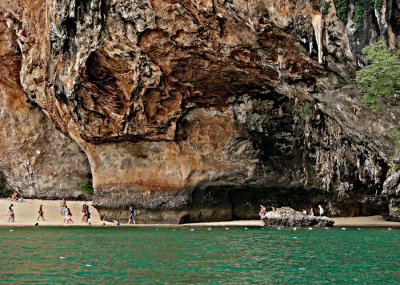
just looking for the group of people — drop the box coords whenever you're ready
[259,204,325,219]
[302,205,324,216]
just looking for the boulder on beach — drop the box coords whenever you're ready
[262,207,334,227]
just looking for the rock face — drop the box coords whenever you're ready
[0,7,91,199]
[262,207,334,227]
[1,0,400,222]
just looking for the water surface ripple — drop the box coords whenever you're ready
[0,226,399,284]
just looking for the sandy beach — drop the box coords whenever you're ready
[1,199,400,227]
[0,198,103,226]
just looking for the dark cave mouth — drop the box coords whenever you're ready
[182,185,389,223]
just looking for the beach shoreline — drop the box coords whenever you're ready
[1,199,400,227]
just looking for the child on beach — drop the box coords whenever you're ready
[8,204,14,222]
[37,205,45,221]
[64,207,73,224]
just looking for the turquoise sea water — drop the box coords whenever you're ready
[0,226,399,284]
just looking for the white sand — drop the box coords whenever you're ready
[0,198,102,226]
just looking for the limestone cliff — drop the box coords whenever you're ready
[0,0,399,223]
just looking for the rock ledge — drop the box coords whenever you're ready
[262,207,334,227]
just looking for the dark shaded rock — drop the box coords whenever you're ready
[262,207,334,227]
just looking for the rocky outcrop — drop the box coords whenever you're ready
[0,7,91,199]
[262,207,334,227]
[0,0,399,222]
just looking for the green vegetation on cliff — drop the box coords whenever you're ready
[356,41,400,153]
[356,41,400,110]
[75,180,94,195]
[332,0,385,31]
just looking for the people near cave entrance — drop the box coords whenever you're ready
[318,205,324,216]
[309,206,314,217]
[128,206,135,225]
[60,198,67,216]
[302,209,307,215]
[37,204,45,221]
[259,205,267,219]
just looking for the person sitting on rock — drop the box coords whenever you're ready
[11,191,18,201]
[309,206,314,217]
[259,205,267,219]
[318,205,324,216]
[302,209,307,215]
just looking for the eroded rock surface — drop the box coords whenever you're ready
[1,0,400,222]
[262,207,334,227]
[0,7,91,198]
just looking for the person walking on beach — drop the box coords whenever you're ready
[60,198,67,216]
[37,205,45,221]
[81,204,88,223]
[86,205,91,223]
[8,204,14,222]
[318,205,324,216]
[128,206,135,225]
[64,207,73,224]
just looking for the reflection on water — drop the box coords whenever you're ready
[0,226,399,283]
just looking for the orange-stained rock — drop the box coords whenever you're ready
[0,8,91,198]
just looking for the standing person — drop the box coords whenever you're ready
[86,205,91,223]
[259,205,267,219]
[37,205,45,221]
[64,207,73,224]
[60,198,67,216]
[68,208,74,223]
[318,205,324,216]
[8,204,14,222]
[309,206,314,217]
[81,204,87,223]
[128,206,135,225]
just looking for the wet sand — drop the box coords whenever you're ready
[1,199,399,227]
[333,215,400,227]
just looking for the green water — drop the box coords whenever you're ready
[0,226,399,284]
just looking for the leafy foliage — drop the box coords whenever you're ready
[356,41,400,110]
[300,101,313,118]
[333,0,349,21]
[353,0,369,31]
[320,0,331,15]
[0,181,12,196]
[75,180,94,195]
[333,0,385,31]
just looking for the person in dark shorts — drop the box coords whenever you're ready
[128,206,135,225]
